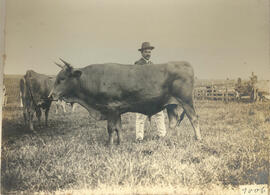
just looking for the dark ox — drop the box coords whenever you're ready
[49,59,202,145]
[20,70,55,130]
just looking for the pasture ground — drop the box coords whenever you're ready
[1,75,270,194]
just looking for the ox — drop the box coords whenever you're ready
[20,70,55,130]
[49,59,202,145]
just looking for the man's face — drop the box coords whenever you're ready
[141,49,152,60]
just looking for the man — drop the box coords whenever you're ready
[250,72,258,85]
[134,42,166,141]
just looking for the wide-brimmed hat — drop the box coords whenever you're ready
[138,42,155,51]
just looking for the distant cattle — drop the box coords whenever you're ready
[20,70,54,130]
[235,80,257,102]
[2,85,8,106]
[255,80,270,101]
[49,59,201,145]
[55,100,67,114]
[55,100,77,114]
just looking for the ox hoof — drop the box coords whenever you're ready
[135,138,143,143]
[195,136,202,141]
[30,129,37,134]
[105,141,113,147]
[168,120,177,129]
[169,124,177,129]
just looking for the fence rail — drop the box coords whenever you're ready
[194,87,237,102]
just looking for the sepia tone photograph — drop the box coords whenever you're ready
[0,0,269,194]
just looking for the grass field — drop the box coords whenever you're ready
[1,75,270,194]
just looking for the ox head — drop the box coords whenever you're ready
[49,58,82,102]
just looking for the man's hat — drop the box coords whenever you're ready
[138,42,155,51]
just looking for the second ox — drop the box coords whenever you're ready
[49,59,202,145]
[20,70,74,131]
[20,70,54,130]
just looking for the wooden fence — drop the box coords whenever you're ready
[194,86,237,102]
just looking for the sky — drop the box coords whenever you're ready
[4,0,270,79]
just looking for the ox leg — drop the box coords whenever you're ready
[62,102,66,113]
[115,116,122,145]
[36,108,42,127]
[28,110,35,131]
[20,98,23,107]
[72,103,76,112]
[55,104,58,114]
[45,110,48,126]
[181,101,202,141]
[107,120,114,146]
[45,107,51,127]
[4,96,7,106]
[166,104,178,128]
[23,112,27,125]
[107,114,122,146]
[177,110,186,126]
[172,80,201,140]
[22,106,28,126]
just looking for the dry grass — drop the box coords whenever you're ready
[1,76,270,194]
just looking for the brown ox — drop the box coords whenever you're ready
[49,59,202,145]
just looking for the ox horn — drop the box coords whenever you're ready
[59,58,71,69]
[55,62,64,69]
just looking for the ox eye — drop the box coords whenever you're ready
[58,77,66,82]
[57,77,65,84]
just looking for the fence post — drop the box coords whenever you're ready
[225,87,228,103]
[211,82,214,100]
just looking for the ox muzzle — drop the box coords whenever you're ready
[48,88,59,101]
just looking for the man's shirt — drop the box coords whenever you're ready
[134,57,153,65]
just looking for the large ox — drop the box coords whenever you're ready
[20,70,55,130]
[49,59,202,145]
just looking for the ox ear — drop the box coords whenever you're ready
[72,70,82,78]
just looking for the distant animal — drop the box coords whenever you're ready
[20,70,54,130]
[255,80,270,102]
[71,102,77,112]
[49,58,201,145]
[55,100,77,114]
[55,100,67,114]
[2,85,8,106]
[235,81,257,102]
